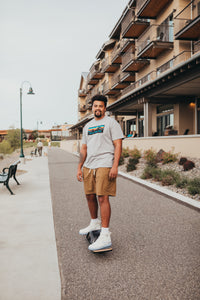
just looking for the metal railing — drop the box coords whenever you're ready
[111,41,122,62]
[122,9,135,35]
[111,71,121,87]
[156,51,192,76]
[101,56,111,72]
[121,70,156,96]
[121,46,135,69]
[174,0,200,36]
[136,24,174,56]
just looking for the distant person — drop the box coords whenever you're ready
[37,140,43,156]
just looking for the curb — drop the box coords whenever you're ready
[119,171,200,211]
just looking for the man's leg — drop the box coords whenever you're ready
[79,194,100,235]
[86,194,98,219]
[98,195,111,228]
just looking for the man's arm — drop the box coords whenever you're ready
[77,143,87,181]
[109,139,122,179]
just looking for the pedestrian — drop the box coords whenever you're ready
[77,94,124,252]
[37,139,43,156]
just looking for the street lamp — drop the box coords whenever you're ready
[20,81,35,158]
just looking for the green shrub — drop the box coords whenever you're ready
[129,147,141,160]
[143,149,157,167]
[0,140,13,154]
[162,150,178,164]
[161,175,175,186]
[122,148,129,158]
[126,157,138,172]
[175,177,188,189]
[119,156,124,166]
[151,168,162,181]
[6,129,20,150]
[187,178,200,195]
[141,166,156,179]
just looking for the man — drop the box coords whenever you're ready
[77,94,124,252]
[37,139,43,156]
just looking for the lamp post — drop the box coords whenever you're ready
[20,81,35,158]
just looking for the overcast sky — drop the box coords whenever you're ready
[0,0,128,130]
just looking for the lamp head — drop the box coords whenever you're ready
[27,87,35,95]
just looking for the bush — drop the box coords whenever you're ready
[179,157,187,165]
[0,140,13,154]
[161,175,175,186]
[175,177,188,189]
[6,129,20,151]
[143,149,157,167]
[162,150,178,164]
[183,160,195,171]
[129,147,141,160]
[141,166,156,179]
[187,178,200,195]
[126,157,139,172]
[151,168,163,181]
[119,156,124,166]
[122,148,129,158]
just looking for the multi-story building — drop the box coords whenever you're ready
[72,0,200,140]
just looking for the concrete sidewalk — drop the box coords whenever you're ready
[0,156,61,300]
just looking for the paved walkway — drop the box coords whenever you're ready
[0,155,61,300]
[49,148,200,300]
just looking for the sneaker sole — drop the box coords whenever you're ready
[91,246,112,253]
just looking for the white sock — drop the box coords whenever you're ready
[90,218,99,225]
[101,227,109,234]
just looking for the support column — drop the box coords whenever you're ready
[143,102,152,137]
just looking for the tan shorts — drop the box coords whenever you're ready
[83,167,116,196]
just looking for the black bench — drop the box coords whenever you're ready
[0,160,21,195]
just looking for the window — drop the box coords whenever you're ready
[156,104,174,136]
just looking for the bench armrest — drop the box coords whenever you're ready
[2,168,9,173]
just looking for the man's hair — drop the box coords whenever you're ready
[91,94,107,107]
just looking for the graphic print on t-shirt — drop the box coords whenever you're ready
[88,125,105,135]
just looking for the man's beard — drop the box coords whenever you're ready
[94,111,102,118]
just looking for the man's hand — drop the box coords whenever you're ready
[109,166,118,180]
[77,168,83,182]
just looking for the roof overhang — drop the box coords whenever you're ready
[107,52,200,114]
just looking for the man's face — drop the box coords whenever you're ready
[92,100,106,119]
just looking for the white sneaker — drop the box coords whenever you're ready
[79,219,101,235]
[88,231,112,252]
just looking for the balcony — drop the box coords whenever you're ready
[120,71,135,83]
[136,0,173,19]
[156,51,192,76]
[111,42,122,64]
[78,89,87,97]
[137,24,173,59]
[121,70,156,97]
[86,94,92,110]
[101,56,119,73]
[120,38,135,53]
[122,9,150,38]
[102,81,119,96]
[111,72,129,90]
[87,63,104,85]
[174,0,200,41]
[78,104,87,112]
[122,46,149,72]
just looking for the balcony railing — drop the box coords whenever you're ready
[101,56,119,73]
[136,24,174,58]
[122,45,149,71]
[78,104,87,112]
[78,89,87,97]
[111,42,122,64]
[136,0,173,19]
[122,8,150,38]
[156,51,192,76]
[121,71,156,97]
[174,0,200,40]
[122,46,135,69]
[194,40,200,54]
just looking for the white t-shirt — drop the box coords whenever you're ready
[82,116,124,169]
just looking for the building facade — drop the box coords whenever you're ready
[72,0,200,139]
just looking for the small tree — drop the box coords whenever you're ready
[6,129,20,150]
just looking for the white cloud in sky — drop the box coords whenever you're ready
[0,0,128,130]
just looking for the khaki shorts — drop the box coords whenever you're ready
[83,167,116,196]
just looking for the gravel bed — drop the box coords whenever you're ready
[119,156,200,202]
